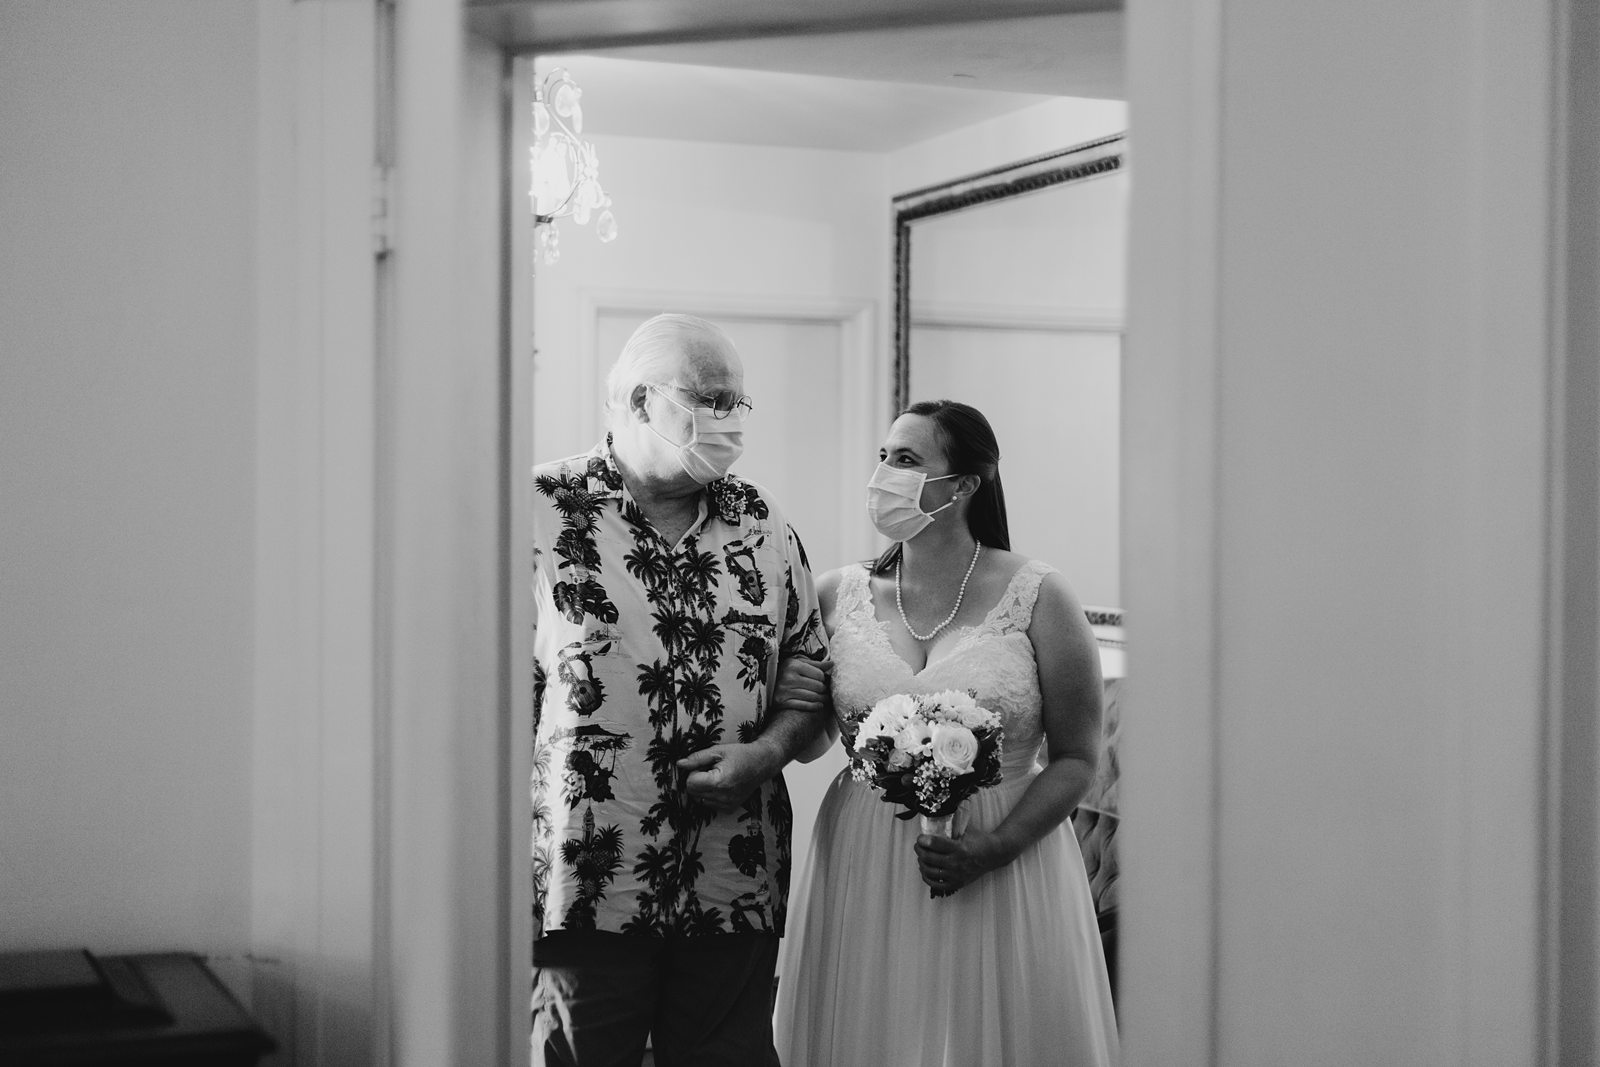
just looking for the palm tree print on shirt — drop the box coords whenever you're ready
[627,509,726,935]
[533,464,626,932]
[560,807,625,930]
[531,440,827,939]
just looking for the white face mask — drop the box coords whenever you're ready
[646,385,745,484]
[866,462,960,542]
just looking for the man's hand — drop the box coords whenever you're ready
[773,656,832,714]
[677,741,782,814]
[677,657,833,813]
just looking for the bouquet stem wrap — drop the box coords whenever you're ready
[918,807,969,841]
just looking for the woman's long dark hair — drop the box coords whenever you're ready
[870,399,1011,575]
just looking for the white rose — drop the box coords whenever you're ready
[929,722,979,775]
[957,704,996,730]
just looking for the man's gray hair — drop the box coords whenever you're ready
[604,313,737,427]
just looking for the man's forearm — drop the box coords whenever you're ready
[752,706,827,777]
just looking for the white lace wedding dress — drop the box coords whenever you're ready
[773,559,1119,1067]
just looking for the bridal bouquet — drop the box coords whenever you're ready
[849,690,1004,895]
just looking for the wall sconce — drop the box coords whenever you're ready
[530,67,617,266]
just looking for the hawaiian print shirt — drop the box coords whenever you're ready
[531,437,828,939]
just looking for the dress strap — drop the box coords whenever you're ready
[834,563,876,623]
[985,558,1058,634]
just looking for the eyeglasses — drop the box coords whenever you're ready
[661,384,754,420]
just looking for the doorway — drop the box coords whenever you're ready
[510,9,1128,1051]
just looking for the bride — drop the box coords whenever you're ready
[773,399,1119,1066]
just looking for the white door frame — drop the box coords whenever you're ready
[1541,1,1600,1062]
[254,0,381,1063]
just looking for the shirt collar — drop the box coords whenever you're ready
[706,475,758,525]
[582,435,628,500]
[592,433,754,526]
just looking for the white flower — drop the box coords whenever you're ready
[932,689,978,715]
[929,722,979,775]
[855,711,893,745]
[858,695,912,744]
[873,693,918,727]
[895,716,934,756]
[958,704,996,730]
[920,689,993,730]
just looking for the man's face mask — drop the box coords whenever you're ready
[647,385,746,484]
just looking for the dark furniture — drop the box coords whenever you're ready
[0,950,274,1066]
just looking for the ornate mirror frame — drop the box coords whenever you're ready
[891,132,1127,414]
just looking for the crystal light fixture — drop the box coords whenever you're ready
[530,68,617,266]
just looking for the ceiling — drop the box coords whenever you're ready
[534,13,1125,152]
[467,0,1121,54]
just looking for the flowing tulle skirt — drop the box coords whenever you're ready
[773,767,1119,1067]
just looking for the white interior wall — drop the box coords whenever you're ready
[0,0,259,967]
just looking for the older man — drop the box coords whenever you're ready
[529,314,831,1066]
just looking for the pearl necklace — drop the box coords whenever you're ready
[896,541,983,642]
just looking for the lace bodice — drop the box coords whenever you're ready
[832,559,1055,775]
